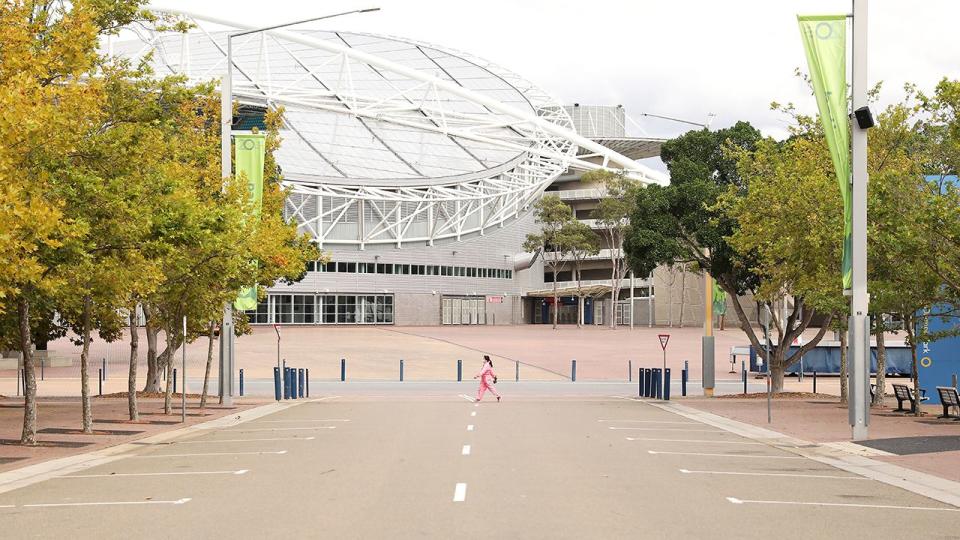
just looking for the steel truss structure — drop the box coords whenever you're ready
[117,8,668,248]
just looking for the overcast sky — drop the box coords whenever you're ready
[153,0,960,144]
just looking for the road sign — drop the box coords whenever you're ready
[658,334,670,350]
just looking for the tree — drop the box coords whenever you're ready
[524,195,575,329]
[559,221,600,327]
[590,171,640,329]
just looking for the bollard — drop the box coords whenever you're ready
[102,358,106,381]
[629,360,633,382]
[173,368,177,394]
[654,368,662,399]
[641,368,648,397]
[681,367,687,397]
[638,368,642,397]
[457,360,462,382]
[273,367,281,401]
[400,359,404,382]
[515,360,519,382]
[283,368,290,399]
[340,358,346,382]
[813,371,817,394]
[742,362,747,395]
[293,368,300,400]
[643,368,651,398]
[306,369,310,398]
[664,368,671,401]
[98,368,102,396]
[41,355,44,381]
[571,359,577,382]
[240,369,245,397]
[298,369,304,398]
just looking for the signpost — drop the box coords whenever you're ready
[274,324,281,377]
[659,334,670,395]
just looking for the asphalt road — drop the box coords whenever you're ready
[1,390,958,539]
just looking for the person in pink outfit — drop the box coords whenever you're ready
[474,355,500,402]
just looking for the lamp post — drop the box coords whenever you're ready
[218,8,380,406]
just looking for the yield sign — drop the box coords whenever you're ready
[658,334,670,350]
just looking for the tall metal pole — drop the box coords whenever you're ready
[181,316,187,423]
[765,305,771,423]
[849,0,870,441]
[218,35,235,407]
[702,268,715,397]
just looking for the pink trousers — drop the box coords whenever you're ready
[477,382,500,401]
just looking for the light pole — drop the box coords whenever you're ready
[218,8,380,406]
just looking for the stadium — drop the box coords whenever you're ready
[116,9,692,327]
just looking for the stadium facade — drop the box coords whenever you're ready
[118,9,737,327]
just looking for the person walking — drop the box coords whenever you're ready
[474,355,500,402]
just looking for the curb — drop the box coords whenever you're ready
[0,400,304,497]
[644,400,960,508]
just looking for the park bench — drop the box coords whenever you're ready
[935,387,960,420]
[892,383,928,412]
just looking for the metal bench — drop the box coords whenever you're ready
[935,387,960,420]
[892,383,928,412]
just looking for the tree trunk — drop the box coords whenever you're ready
[667,273,674,328]
[18,296,38,445]
[552,278,558,330]
[906,314,921,416]
[79,296,93,434]
[678,270,686,328]
[143,304,161,393]
[873,321,886,407]
[769,346,787,393]
[200,320,215,410]
[128,306,139,421]
[163,324,174,415]
[839,329,848,404]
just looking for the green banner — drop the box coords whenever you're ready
[798,15,851,290]
[233,134,266,312]
[712,282,727,316]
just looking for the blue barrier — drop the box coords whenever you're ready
[664,368,671,401]
[298,368,304,398]
[305,368,310,397]
[283,368,290,399]
[273,367,281,401]
[653,368,662,399]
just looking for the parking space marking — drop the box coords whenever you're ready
[22,498,192,508]
[726,497,960,512]
[459,395,474,402]
[467,425,474,431]
[132,451,287,458]
[626,437,764,445]
[0,505,13,509]
[62,470,249,478]
[680,469,867,480]
[314,396,340,401]
[228,427,336,432]
[598,420,698,425]
[648,450,802,459]
[471,411,477,417]
[453,483,467,502]
[175,437,315,444]
[462,445,471,456]
[257,419,350,423]
[609,427,722,432]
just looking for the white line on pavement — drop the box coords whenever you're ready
[599,420,698,424]
[648,450,802,459]
[62,470,249,478]
[462,445,471,456]
[609,427,722,432]
[23,498,192,508]
[470,411,476,417]
[680,469,867,480]
[228,427,336,432]
[458,394,474,403]
[0,505,13,508]
[257,419,350,423]
[627,438,763,445]
[176,437,315,444]
[467,425,474,431]
[132,451,287,458]
[453,483,467,502]
[726,497,960,512]
[314,396,340,401]
[474,404,479,408]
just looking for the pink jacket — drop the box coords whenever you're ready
[477,364,496,385]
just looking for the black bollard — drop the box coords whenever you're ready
[664,368,671,401]
[98,368,102,396]
[681,367,687,397]
[457,359,462,382]
[515,360,519,382]
[273,367,281,401]
[283,368,290,399]
[654,368,662,400]
[644,368,652,398]
[571,359,577,382]
[102,358,106,381]
[638,368,642,397]
[629,360,633,382]
[173,368,177,394]
[400,359,404,382]
[340,358,346,382]
[306,368,310,397]
[240,369,244,397]
[291,368,298,400]
[813,371,817,394]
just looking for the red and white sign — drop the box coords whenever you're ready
[486,295,504,304]
[658,334,670,350]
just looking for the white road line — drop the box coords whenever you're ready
[314,396,340,401]
[599,420,698,425]
[228,427,336,432]
[458,394,474,403]
[176,437,315,444]
[467,425,474,431]
[726,497,960,512]
[62,470,249,478]
[23,498,192,508]
[453,483,467,502]
[609,427,722,432]
[462,445,471,456]
[0,505,13,509]
[470,411,477,417]
[257,419,350,423]
[680,469,868,480]
[132,451,287,458]
[474,404,479,408]
[648,450,802,459]
[626,438,763,445]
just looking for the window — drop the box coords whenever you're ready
[337,262,348,273]
[347,262,356,273]
[293,294,315,323]
[306,261,316,272]
[322,295,336,323]
[274,295,292,324]
[337,295,357,323]
[325,262,336,272]
[245,300,269,324]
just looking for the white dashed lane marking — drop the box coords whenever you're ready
[453,483,467,502]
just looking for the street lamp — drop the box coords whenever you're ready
[218,8,380,406]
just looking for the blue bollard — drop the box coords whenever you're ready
[273,367,281,401]
[298,368,304,398]
[340,358,346,382]
[638,368,642,397]
[400,359,404,382]
[240,369,244,397]
[664,368,671,401]
[283,368,290,399]
[645,368,653,398]
[653,368,662,399]
[743,361,747,395]
[306,369,310,397]
[571,359,577,382]
[642,369,648,397]
[292,368,298,400]
[457,359,462,382]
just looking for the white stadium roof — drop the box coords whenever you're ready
[113,8,668,248]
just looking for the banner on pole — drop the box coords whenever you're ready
[798,15,851,290]
[234,134,266,312]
